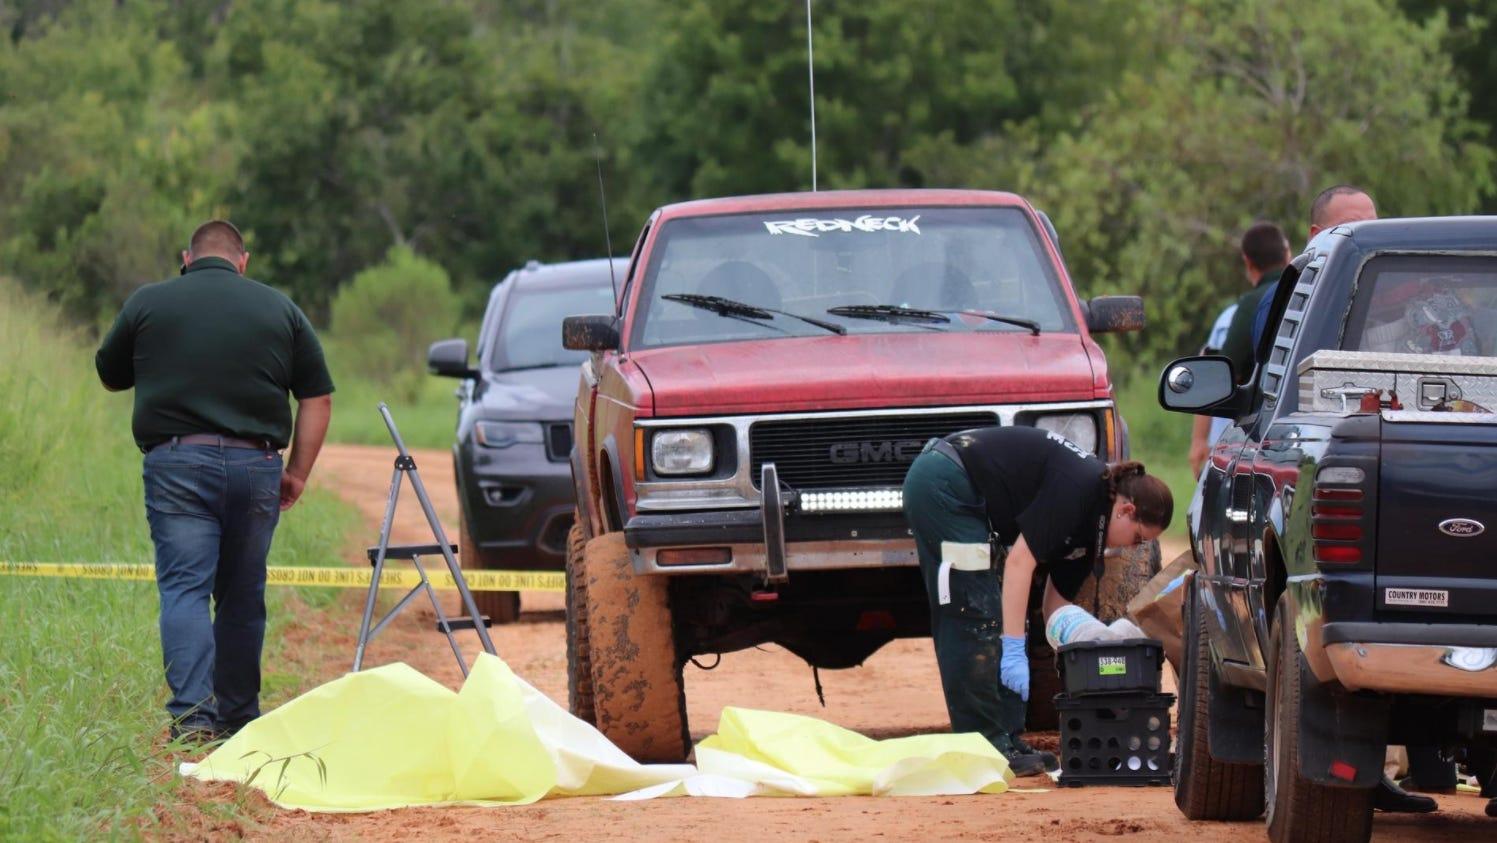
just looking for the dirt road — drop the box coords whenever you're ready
[205,443,1492,841]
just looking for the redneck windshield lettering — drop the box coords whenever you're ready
[763,215,923,237]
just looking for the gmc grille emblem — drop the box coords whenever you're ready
[828,439,926,464]
[1438,518,1485,537]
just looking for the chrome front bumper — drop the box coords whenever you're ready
[631,537,919,576]
[1322,623,1497,697]
[623,461,918,576]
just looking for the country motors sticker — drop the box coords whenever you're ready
[763,214,922,237]
[1384,588,1449,608]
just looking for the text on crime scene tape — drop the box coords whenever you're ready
[0,561,563,592]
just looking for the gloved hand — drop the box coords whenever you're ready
[1000,635,1029,701]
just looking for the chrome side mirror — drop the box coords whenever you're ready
[1158,355,1236,412]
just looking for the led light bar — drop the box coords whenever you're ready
[798,487,904,513]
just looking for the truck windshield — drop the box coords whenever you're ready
[491,282,617,371]
[631,206,1074,348]
[1344,254,1497,356]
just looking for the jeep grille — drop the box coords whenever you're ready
[750,412,997,489]
[546,423,573,463]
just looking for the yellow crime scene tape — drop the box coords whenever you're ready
[0,561,563,593]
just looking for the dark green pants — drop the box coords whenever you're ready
[902,443,1026,753]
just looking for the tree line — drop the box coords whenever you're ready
[2,0,1493,366]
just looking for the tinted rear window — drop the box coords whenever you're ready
[1344,254,1497,356]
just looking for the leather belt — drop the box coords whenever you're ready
[929,437,966,471]
[149,433,275,453]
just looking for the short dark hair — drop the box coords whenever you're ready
[188,219,245,258]
[1240,221,1289,272]
[1310,184,1371,229]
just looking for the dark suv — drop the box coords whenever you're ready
[429,258,622,622]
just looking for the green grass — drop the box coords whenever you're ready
[320,340,458,451]
[1114,366,1197,539]
[0,281,360,840]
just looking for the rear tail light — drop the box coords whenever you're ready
[1312,467,1366,566]
[1329,760,1358,782]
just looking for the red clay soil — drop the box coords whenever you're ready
[166,443,1493,842]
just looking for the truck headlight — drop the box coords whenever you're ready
[651,428,715,475]
[1033,413,1098,454]
[475,421,544,449]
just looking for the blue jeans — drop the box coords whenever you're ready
[143,442,282,731]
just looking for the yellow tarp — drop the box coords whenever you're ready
[183,653,1011,810]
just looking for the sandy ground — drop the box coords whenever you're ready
[177,443,1494,841]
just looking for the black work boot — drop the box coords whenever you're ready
[1374,775,1437,813]
[1012,737,1060,773]
[1003,748,1053,777]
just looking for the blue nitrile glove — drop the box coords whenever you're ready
[1000,635,1029,701]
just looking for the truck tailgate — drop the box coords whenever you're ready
[1377,417,1497,619]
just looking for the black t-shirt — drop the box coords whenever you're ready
[95,257,335,450]
[945,425,1110,600]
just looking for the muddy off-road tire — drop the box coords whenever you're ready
[581,532,690,762]
[1026,638,1063,730]
[1073,539,1162,622]
[1266,594,1375,843]
[1174,575,1265,821]
[1025,539,1161,731]
[563,518,595,724]
[459,511,521,625]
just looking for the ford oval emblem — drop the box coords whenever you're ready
[1438,518,1485,537]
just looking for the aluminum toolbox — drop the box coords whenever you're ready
[1297,350,1497,415]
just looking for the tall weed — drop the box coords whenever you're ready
[1114,365,1196,538]
[0,281,358,839]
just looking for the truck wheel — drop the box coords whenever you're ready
[458,511,520,624]
[1174,575,1264,820]
[1073,539,1161,623]
[582,532,690,762]
[563,517,595,724]
[1265,594,1374,843]
[1025,636,1061,731]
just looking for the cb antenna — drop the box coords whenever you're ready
[592,133,620,313]
[806,0,818,191]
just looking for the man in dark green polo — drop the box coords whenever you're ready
[96,220,334,743]
[1219,221,1292,383]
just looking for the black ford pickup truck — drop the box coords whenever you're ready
[1158,217,1497,842]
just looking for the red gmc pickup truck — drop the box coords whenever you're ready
[561,189,1149,761]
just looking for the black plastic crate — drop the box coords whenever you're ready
[1057,638,1164,696]
[1057,692,1174,787]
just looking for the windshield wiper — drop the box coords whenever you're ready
[954,310,1041,336]
[826,304,951,326]
[664,293,846,335]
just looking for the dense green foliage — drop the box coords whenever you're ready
[330,245,461,395]
[1,0,1494,361]
[0,279,360,839]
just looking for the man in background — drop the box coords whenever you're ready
[96,220,334,743]
[1188,300,1235,476]
[1219,222,1292,384]
[1249,185,1378,351]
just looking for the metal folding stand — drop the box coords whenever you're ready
[352,403,497,677]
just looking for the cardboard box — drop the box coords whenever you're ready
[1125,550,1198,672]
